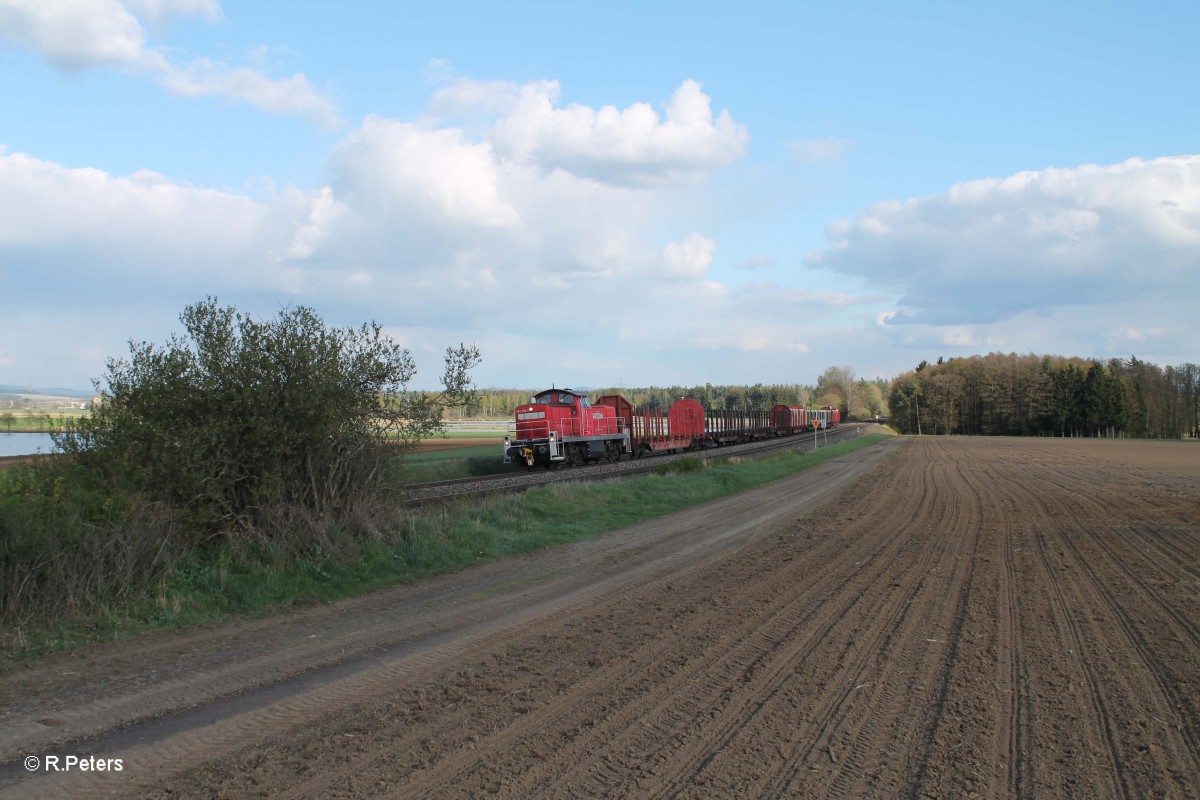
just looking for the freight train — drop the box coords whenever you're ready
[502,388,841,468]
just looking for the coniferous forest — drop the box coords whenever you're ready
[888,353,1199,439]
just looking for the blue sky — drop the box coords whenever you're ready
[1,0,1197,392]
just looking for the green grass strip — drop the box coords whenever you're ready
[441,433,888,558]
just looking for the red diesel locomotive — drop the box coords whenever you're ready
[503,388,629,468]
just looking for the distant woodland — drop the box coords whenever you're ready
[451,366,890,423]
[455,354,1199,441]
[888,354,1199,439]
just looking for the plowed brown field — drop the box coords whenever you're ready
[1,437,1197,798]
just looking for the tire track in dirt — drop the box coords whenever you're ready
[624,457,943,798]
[395,463,928,799]
[622,445,948,799]
[1028,468,1200,792]
[1063,527,1200,776]
[762,443,978,800]
[957,443,1033,799]
[898,442,992,799]
[465,439,978,800]
[957,445,1032,799]
[998,491,1032,799]
[1020,483,1130,796]
[1122,523,1200,585]
[998,448,1198,798]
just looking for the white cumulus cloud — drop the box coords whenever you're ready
[809,155,1200,324]
[0,0,161,70]
[482,78,748,186]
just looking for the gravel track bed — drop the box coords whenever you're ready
[405,425,864,505]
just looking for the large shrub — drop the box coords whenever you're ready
[54,299,479,537]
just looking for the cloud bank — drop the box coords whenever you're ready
[5,77,846,387]
[805,155,1199,365]
[810,155,1199,324]
[3,53,1194,389]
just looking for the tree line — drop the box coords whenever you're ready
[889,353,1200,439]
[453,367,892,421]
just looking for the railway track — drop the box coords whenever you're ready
[404,423,866,506]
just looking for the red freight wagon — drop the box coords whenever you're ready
[771,404,808,435]
[504,388,629,468]
[595,396,706,455]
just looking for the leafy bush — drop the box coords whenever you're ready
[53,298,479,540]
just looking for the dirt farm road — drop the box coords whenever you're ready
[1,437,1198,798]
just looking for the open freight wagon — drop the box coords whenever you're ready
[594,395,706,455]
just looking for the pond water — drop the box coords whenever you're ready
[0,432,58,457]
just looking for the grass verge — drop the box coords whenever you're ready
[401,446,508,482]
[3,433,888,660]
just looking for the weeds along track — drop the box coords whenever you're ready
[2,437,1198,799]
[405,424,865,505]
